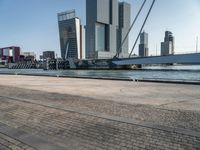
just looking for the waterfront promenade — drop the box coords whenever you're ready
[0,75,200,149]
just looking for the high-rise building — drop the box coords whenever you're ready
[118,2,131,56]
[58,10,85,60]
[161,31,175,56]
[86,0,131,59]
[139,31,149,57]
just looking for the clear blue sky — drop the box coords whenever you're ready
[0,0,200,57]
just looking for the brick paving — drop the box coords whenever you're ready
[1,85,200,133]
[0,132,36,150]
[0,97,200,150]
[0,76,200,150]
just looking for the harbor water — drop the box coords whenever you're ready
[0,65,200,81]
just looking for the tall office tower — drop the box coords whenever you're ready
[139,31,149,57]
[161,31,175,56]
[86,0,131,59]
[58,10,85,60]
[118,2,131,57]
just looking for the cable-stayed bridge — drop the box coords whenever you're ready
[113,0,200,66]
[112,53,200,66]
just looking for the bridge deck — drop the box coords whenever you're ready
[113,53,200,65]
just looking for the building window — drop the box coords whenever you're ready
[95,23,105,51]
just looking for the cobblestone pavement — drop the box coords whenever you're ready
[0,132,35,150]
[1,86,200,133]
[0,75,200,150]
[0,96,200,149]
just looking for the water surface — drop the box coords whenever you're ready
[0,65,200,81]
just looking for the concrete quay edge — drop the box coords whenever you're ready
[1,72,200,85]
[135,78,200,85]
[0,72,133,81]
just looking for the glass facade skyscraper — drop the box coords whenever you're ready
[139,32,149,57]
[58,10,85,60]
[161,31,175,56]
[86,0,131,59]
[118,2,131,55]
[95,23,106,51]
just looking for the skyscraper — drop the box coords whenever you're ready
[161,31,175,56]
[118,2,131,56]
[86,0,131,59]
[139,31,149,57]
[58,10,85,60]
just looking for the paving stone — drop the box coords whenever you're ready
[0,132,36,150]
[0,83,200,150]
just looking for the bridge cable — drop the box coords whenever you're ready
[129,0,156,58]
[115,0,147,57]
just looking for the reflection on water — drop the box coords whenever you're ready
[0,65,200,81]
[143,65,200,70]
